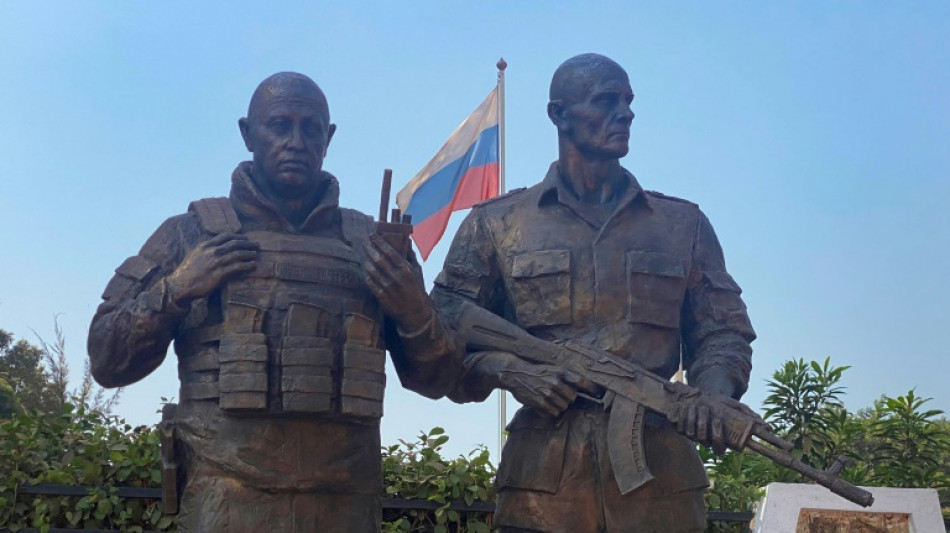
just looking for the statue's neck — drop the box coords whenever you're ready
[558,150,625,205]
[254,177,327,230]
[272,195,319,228]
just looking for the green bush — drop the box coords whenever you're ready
[0,409,496,533]
[382,427,495,533]
[0,404,169,533]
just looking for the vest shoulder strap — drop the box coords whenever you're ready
[188,197,242,235]
[340,208,374,254]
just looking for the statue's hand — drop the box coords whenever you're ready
[166,233,259,305]
[497,355,604,418]
[669,387,762,455]
[363,233,431,331]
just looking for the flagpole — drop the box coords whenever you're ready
[496,57,508,456]
[497,57,507,195]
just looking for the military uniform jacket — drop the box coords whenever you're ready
[431,162,755,496]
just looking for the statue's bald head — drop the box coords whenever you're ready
[247,72,330,124]
[549,53,628,105]
[239,72,337,203]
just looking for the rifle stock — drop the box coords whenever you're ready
[455,299,874,507]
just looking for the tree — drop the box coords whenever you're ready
[868,389,950,490]
[0,376,19,418]
[35,320,120,416]
[0,329,62,414]
[761,357,850,470]
[0,324,120,418]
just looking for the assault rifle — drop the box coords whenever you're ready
[453,299,874,507]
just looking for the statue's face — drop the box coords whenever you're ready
[562,69,634,161]
[242,95,335,199]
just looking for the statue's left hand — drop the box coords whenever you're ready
[669,376,762,455]
[364,233,431,332]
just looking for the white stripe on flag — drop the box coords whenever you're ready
[396,88,498,212]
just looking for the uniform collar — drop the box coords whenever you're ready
[537,161,652,214]
[229,161,342,234]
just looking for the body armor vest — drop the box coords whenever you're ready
[177,198,386,420]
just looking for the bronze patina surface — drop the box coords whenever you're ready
[88,72,462,533]
[431,54,756,532]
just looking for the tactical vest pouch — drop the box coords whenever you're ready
[280,303,335,414]
[218,303,269,412]
[340,313,386,419]
[281,336,334,414]
[176,324,224,401]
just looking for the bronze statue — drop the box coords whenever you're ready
[431,54,757,532]
[88,72,462,533]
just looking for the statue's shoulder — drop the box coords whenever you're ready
[339,207,375,246]
[472,187,530,211]
[644,190,699,210]
[339,207,374,225]
[187,197,241,234]
[339,207,374,232]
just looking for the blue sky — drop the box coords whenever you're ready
[1,2,947,461]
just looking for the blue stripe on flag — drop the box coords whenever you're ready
[404,124,499,222]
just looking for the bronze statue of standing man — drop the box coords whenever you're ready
[432,54,756,532]
[88,72,462,532]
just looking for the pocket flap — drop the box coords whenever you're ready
[703,271,742,293]
[511,250,571,278]
[626,250,684,278]
[496,407,569,494]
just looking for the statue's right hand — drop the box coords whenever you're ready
[165,233,259,305]
[497,356,603,418]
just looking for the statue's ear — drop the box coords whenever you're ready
[324,123,337,157]
[238,117,253,152]
[548,100,569,132]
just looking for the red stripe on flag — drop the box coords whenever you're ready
[412,162,499,260]
[453,162,499,211]
[412,204,454,261]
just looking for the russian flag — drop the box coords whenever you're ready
[396,88,500,260]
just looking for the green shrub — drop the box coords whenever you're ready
[0,404,169,532]
[0,410,497,533]
[382,427,495,533]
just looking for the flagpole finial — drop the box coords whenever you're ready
[497,58,507,72]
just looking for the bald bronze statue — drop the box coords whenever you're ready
[431,54,756,532]
[89,72,462,532]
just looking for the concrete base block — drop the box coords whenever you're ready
[751,482,944,533]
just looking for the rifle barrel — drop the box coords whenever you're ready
[745,439,874,507]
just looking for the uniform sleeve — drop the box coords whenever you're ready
[384,248,466,399]
[681,212,756,399]
[429,208,506,404]
[87,215,196,388]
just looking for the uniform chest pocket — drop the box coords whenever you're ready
[508,250,572,328]
[626,250,686,328]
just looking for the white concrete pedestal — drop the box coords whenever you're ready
[751,483,945,533]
